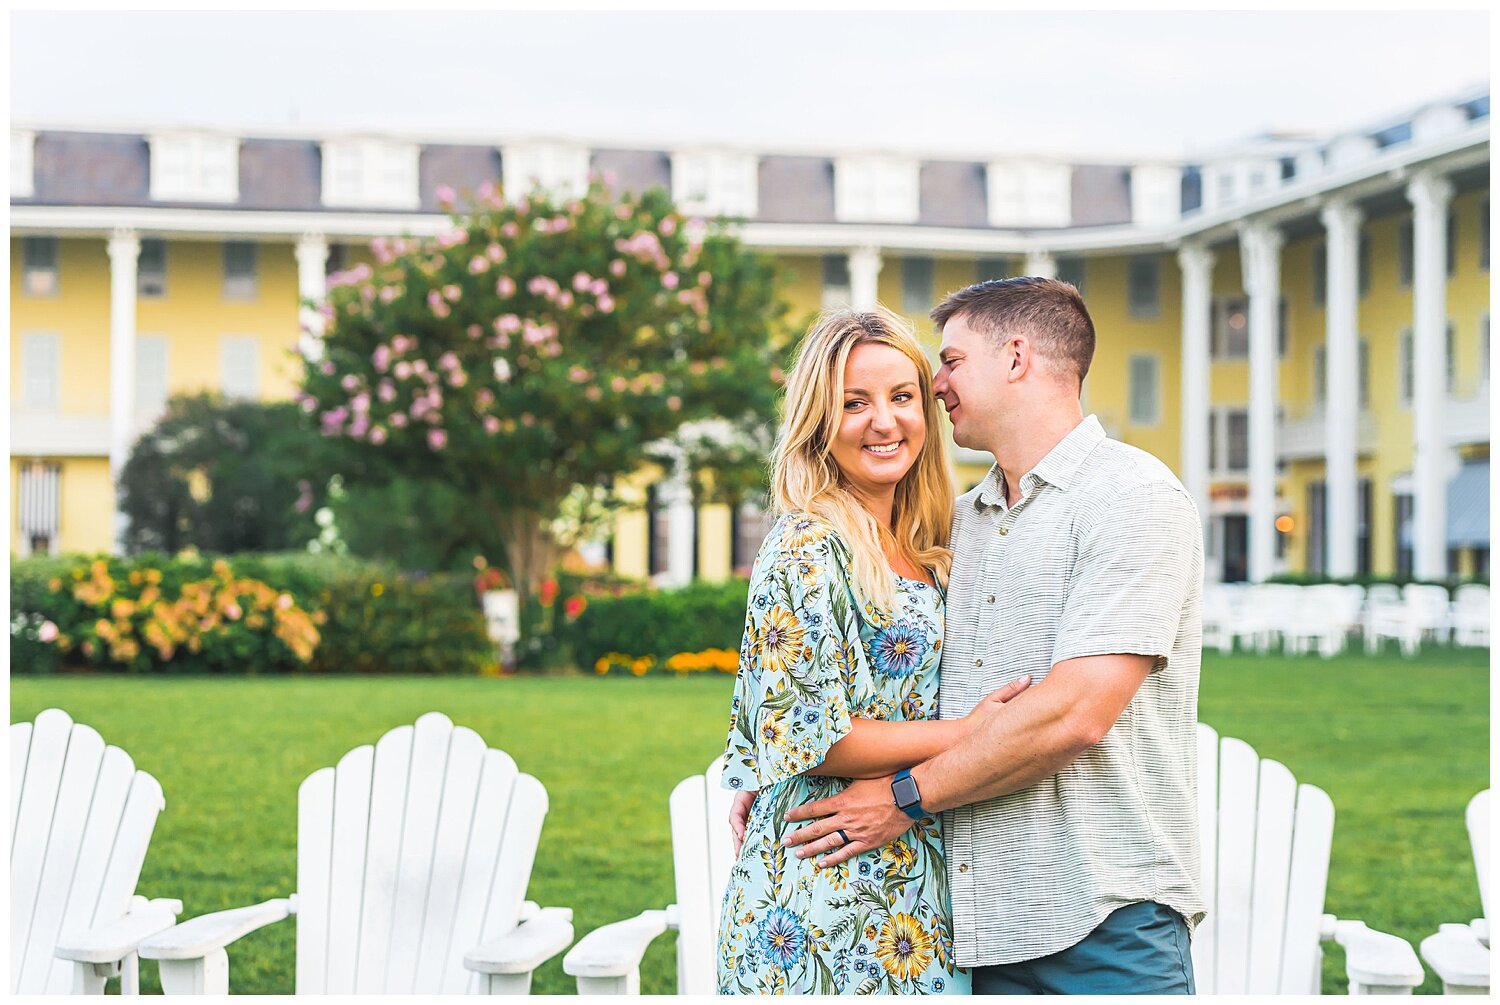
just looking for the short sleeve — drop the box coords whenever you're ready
[1051,482,1201,672]
[721,522,859,790]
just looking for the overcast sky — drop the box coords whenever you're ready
[10,10,1490,160]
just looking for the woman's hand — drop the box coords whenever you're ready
[962,675,1032,734]
[730,790,757,856]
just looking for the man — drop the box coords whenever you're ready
[755,277,1204,993]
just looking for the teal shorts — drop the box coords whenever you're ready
[972,901,1195,995]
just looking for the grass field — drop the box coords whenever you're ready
[11,647,1489,994]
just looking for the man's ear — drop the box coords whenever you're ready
[1007,335,1030,383]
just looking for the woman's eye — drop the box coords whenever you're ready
[894,392,914,403]
[844,399,864,410]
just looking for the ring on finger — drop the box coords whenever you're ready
[834,828,851,848]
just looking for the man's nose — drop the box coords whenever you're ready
[933,367,949,395]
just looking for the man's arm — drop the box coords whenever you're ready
[782,655,1151,866]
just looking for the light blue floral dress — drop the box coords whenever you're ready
[716,513,969,995]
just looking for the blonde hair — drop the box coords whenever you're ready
[771,306,954,612]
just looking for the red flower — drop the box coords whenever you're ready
[563,595,587,620]
[539,578,560,608]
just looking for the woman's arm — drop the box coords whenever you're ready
[810,676,1031,779]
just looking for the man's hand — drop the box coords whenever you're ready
[782,775,911,868]
[729,790,756,856]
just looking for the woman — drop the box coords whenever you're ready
[716,308,1018,995]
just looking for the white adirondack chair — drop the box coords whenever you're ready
[1419,790,1491,993]
[1283,584,1363,658]
[138,711,573,994]
[11,708,183,995]
[1450,586,1490,648]
[564,724,1425,995]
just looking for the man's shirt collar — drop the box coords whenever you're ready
[973,415,1107,510]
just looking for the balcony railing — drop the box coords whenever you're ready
[1277,406,1379,461]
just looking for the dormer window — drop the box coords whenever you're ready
[321,139,420,210]
[986,160,1072,228]
[1200,159,1281,212]
[149,133,239,203]
[834,156,919,224]
[12,129,35,198]
[671,149,758,218]
[1412,104,1467,144]
[500,141,590,200]
[1129,164,1181,228]
[1325,135,1377,171]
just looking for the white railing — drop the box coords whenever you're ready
[1277,406,1379,461]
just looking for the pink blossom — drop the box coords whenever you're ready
[615,204,633,220]
[496,276,516,298]
[447,369,468,388]
[413,359,429,375]
[609,259,626,277]
[378,380,397,402]
[527,276,560,298]
[516,197,530,214]
[276,592,294,611]
[500,221,520,239]
[439,351,460,370]
[469,256,489,274]
[341,374,360,392]
[611,376,628,393]
[557,291,574,309]
[585,386,602,401]
[379,285,399,303]
[371,236,393,263]
[411,398,429,419]
[369,426,387,444]
[520,412,535,426]
[427,428,448,450]
[467,324,483,340]
[659,216,677,236]
[662,272,679,290]
[476,388,496,407]
[483,415,502,434]
[392,334,414,353]
[37,620,59,643]
[299,396,318,414]
[226,603,243,621]
[666,396,682,411]
[394,361,413,379]
[590,278,609,297]
[319,359,336,376]
[350,392,371,414]
[522,322,556,346]
[597,295,615,313]
[698,271,713,286]
[437,227,467,248]
[388,412,407,428]
[349,414,370,438]
[495,314,522,335]
[573,271,592,292]
[568,366,591,383]
[486,243,506,263]
[544,342,562,357]
[373,345,391,371]
[436,184,456,206]
[443,284,462,302]
[478,180,498,204]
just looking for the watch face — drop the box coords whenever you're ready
[892,775,920,807]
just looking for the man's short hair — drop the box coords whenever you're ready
[930,276,1096,385]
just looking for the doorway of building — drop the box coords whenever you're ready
[1221,515,1249,582]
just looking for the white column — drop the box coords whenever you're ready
[848,246,883,309]
[660,461,697,588]
[1176,243,1214,534]
[295,233,330,363]
[1024,250,1057,278]
[1321,199,1364,577]
[107,229,140,554]
[1407,171,1455,579]
[1238,221,1283,582]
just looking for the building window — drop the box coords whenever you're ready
[322,139,420,209]
[1306,480,1326,576]
[835,155,920,224]
[1358,232,1371,298]
[138,238,167,298]
[1399,328,1414,405]
[18,462,61,556]
[222,241,257,300]
[149,133,239,203]
[1212,297,1249,359]
[12,129,35,198]
[670,149,758,218]
[731,501,775,574]
[1394,492,1414,578]
[1056,256,1085,295]
[20,332,59,410]
[1312,242,1326,307]
[220,335,261,400]
[501,141,590,201]
[901,257,935,315]
[975,257,1010,284]
[1127,354,1160,426]
[325,243,349,277]
[645,484,670,577]
[136,334,169,427]
[1313,345,1327,405]
[1207,411,1219,472]
[1225,410,1250,473]
[1129,164,1181,227]
[1399,218,1414,287]
[1358,480,1372,576]
[821,254,852,308]
[987,160,1072,227]
[1127,256,1160,318]
[22,236,58,297]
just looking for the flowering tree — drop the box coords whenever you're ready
[299,177,788,593]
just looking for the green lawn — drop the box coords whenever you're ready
[11,648,1489,994]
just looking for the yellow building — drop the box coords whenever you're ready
[10,90,1490,582]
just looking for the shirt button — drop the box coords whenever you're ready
[958,863,969,873]
[987,595,996,604]
[974,658,983,667]
[998,526,1009,536]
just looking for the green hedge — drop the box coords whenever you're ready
[10,552,493,675]
[567,578,751,670]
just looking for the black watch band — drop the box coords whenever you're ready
[892,768,925,821]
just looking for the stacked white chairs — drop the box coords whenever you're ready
[1419,790,1490,994]
[1283,584,1365,658]
[138,711,573,995]
[1450,585,1491,648]
[1201,585,1238,654]
[1367,584,1454,654]
[562,728,1425,995]
[11,708,183,995]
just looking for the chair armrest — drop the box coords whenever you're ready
[138,898,294,961]
[463,907,575,975]
[56,897,184,964]
[1419,924,1491,990]
[563,909,672,980]
[1473,918,1490,947]
[1331,919,1425,992]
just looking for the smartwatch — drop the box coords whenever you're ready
[891,768,926,821]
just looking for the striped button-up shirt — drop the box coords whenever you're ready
[939,415,1205,967]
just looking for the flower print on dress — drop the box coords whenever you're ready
[757,907,808,971]
[754,606,806,675]
[875,913,935,983]
[870,619,929,678]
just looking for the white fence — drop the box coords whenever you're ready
[1203,582,1489,658]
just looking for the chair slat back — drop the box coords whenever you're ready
[9,710,164,994]
[704,759,736,914]
[293,713,535,995]
[1195,724,1334,995]
[670,772,715,995]
[1469,790,1491,925]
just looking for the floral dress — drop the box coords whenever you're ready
[716,513,969,995]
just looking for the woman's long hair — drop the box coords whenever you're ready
[771,306,954,612]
